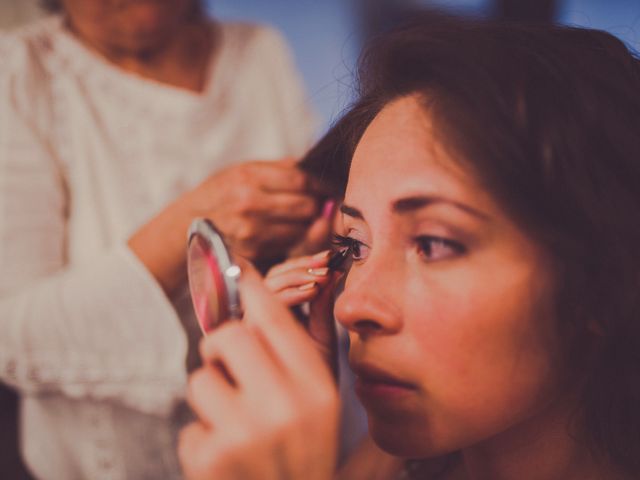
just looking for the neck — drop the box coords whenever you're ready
[67,16,215,93]
[461,397,619,480]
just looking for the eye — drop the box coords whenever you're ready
[331,234,369,262]
[415,236,465,262]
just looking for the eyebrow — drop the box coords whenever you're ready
[340,195,490,221]
[339,204,364,219]
[393,196,489,220]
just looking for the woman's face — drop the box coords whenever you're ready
[334,95,563,458]
[61,0,198,55]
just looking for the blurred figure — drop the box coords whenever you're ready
[0,0,45,29]
[0,0,319,478]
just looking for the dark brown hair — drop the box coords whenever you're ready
[304,16,640,476]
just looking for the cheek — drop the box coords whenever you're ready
[402,266,560,440]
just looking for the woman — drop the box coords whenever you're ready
[180,18,640,480]
[0,0,322,479]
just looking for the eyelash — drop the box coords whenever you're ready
[414,236,466,261]
[332,234,466,263]
[331,234,365,261]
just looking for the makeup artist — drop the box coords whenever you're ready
[0,0,323,478]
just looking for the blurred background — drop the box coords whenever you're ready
[1,0,639,130]
[1,0,639,478]
[206,0,640,129]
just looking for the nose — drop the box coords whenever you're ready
[334,257,403,337]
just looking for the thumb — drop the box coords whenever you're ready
[290,200,336,257]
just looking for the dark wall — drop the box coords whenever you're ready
[0,385,32,480]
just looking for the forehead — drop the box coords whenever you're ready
[346,95,483,210]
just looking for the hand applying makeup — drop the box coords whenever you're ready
[264,247,347,376]
[264,250,334,306]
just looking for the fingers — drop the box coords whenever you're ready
[251,192,319,221]
[230,222,310,259]
[192,310,302,445]
[267,250,331,277]
[238,267,334,388]
[196,325,298,439]
[178,422,215,480]
[265,265,330,293]
[246,222,309,247]
[288,200,336,257]
[307,273,341,373]
[186,366,237,429]
[198,322,288,401]
[261,253,340,375]
[181,261,340,480]
[264,251,332,307]
[248,160,314,193]
[196,160,334,262]
[273,286,321,307]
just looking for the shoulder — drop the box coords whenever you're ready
[214,21,296,74]
[212,20,305,98]
[0,16,61,80]
[217,21,291,55]
[0,16,61,125]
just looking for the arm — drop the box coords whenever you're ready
[0,84,188,416]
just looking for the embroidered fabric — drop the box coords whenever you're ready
[0,15,315,480]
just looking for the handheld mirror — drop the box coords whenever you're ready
[187,218,242,334]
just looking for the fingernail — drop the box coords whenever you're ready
[312,250,331,260]
[322,199,336,219]
[298,281,316,291]
[308,267,329,276]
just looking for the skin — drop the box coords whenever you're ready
[180,96,618,479]
[265,250,334,306]
[57,2,327,293]
[180,262,339,480]
[60,0,214,91]
[333,95,606,479]
[128,159,324,294]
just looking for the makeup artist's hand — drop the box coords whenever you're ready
[128,159,322,294]
[287,199,337,258]
[179,264,339,480]
[193,159,322,258]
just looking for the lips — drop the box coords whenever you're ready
[351,362,418,401]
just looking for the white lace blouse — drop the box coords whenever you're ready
[0,16,315,480]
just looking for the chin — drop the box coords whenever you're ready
[110,23,175,55]
[117,4,185,42]
[367,414,453,459]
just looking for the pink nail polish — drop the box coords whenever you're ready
[322,199,336,219]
